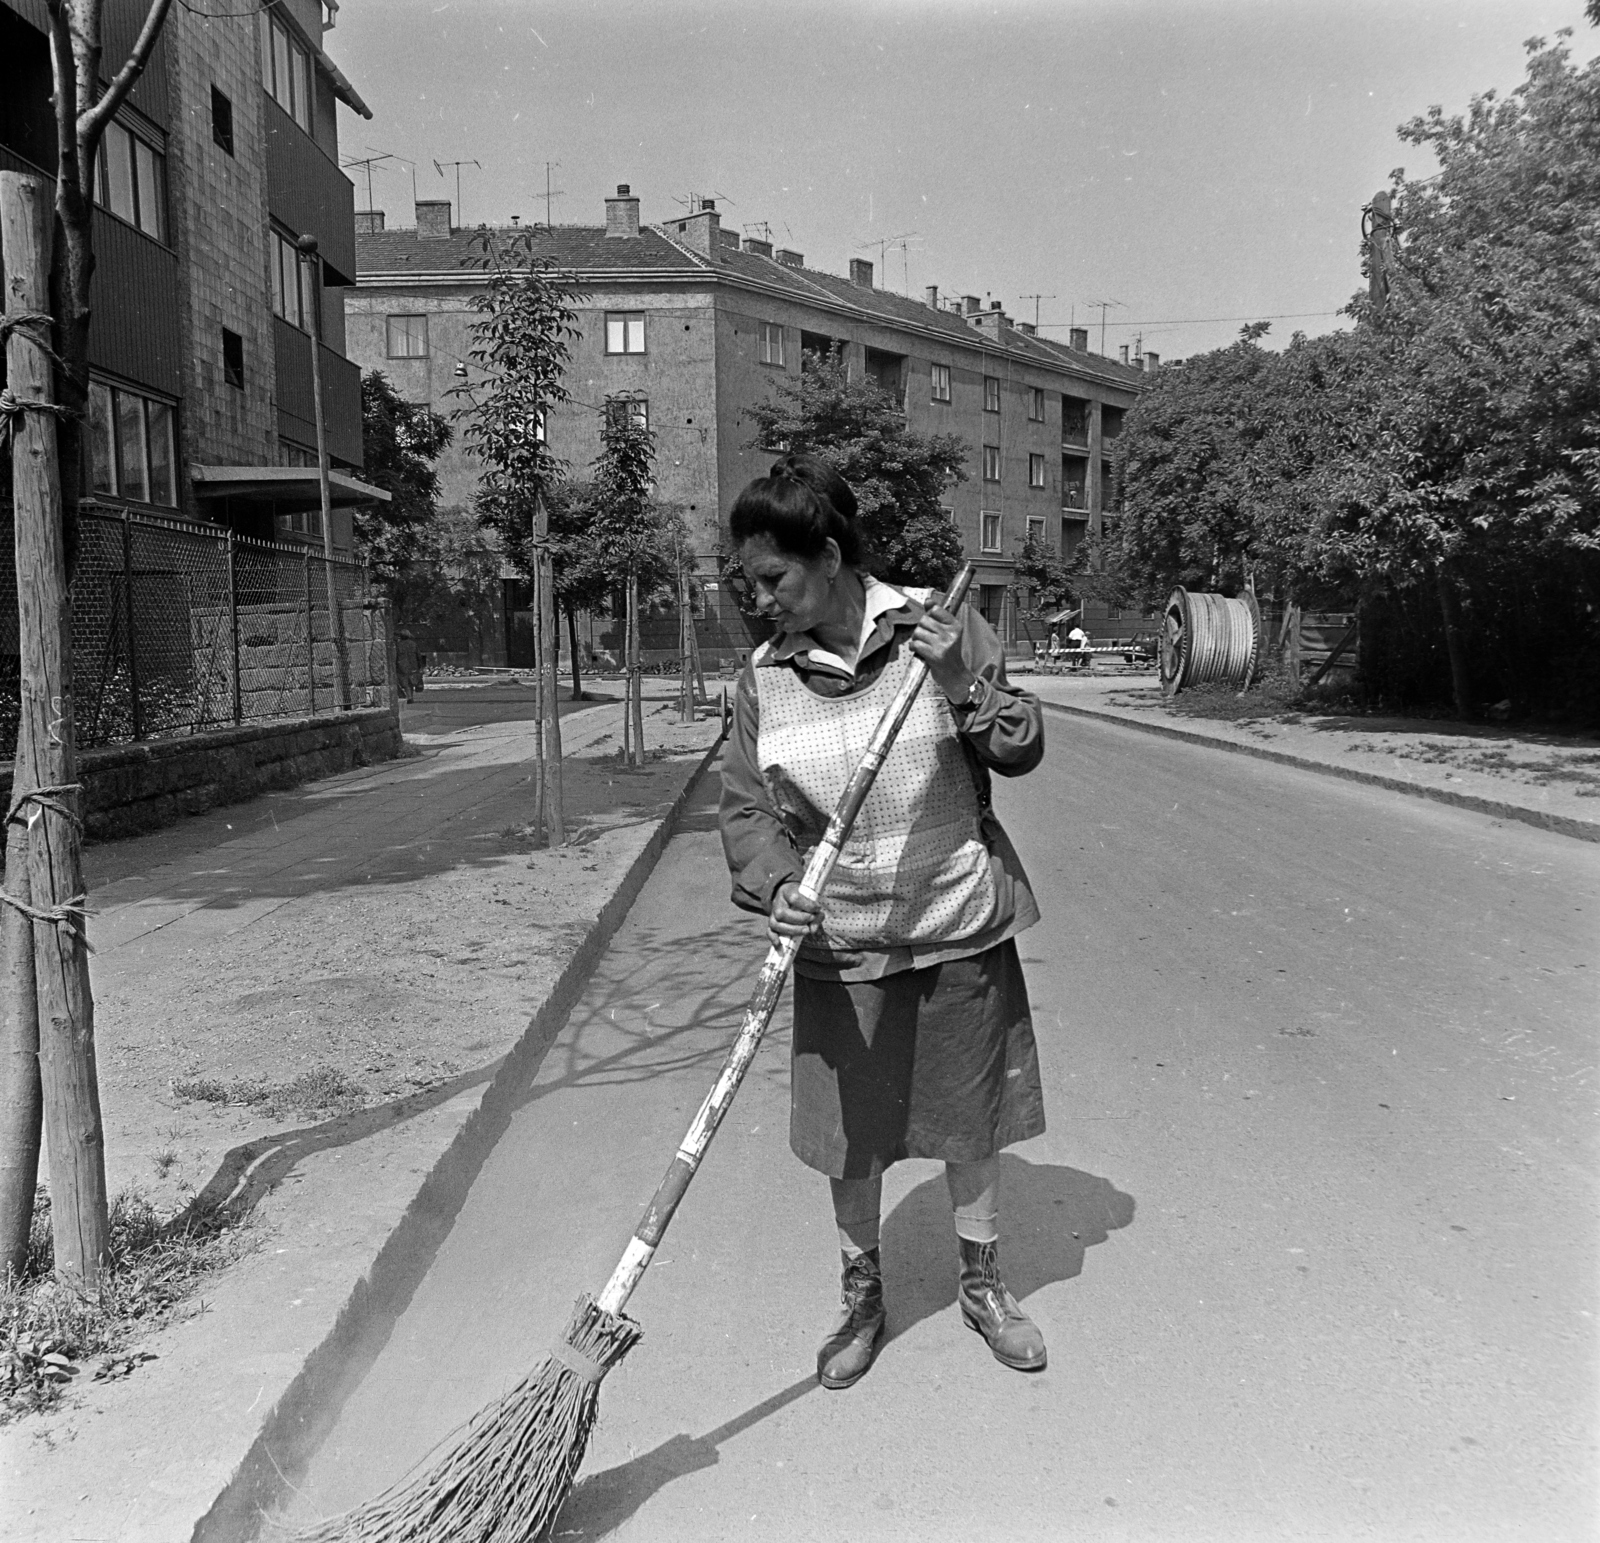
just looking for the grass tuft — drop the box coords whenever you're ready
[2,1188,254,1423]
[171,1066,368,1118]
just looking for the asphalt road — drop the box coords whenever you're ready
[284,713,1597,1543]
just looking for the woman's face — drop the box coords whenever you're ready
[737,534,839,634]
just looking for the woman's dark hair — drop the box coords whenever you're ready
[729,453,862,566]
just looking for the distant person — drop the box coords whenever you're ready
[395,630,419,701]
[1066,624,1089,671]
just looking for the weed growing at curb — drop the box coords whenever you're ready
[2,1190,255,1423]
[171,1066,369,1118]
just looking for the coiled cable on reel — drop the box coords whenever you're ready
[1159,588,1260,696]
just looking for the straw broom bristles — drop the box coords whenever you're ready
[298,1294,642,1543]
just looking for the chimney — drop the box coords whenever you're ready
[743,235,773,258]
[720,228,742,250]
[1069,326,1089,352]
[849,257,874,288]
[672,197,722,259]
[924,284,939,309]
[989,299,1002,311]
[1019,321,1036,336]
[1118,344,1130,365]
[415,200,451,240]
[1144,351,1160,372]
[354,209,385,235]
[962,294,981,315]
[776,247,804,267]
[605,183,641,238]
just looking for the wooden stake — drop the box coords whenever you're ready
[0,815,42,1278]
[628,571,644,766]
[535,492,564,845]
[2,171,108,1283]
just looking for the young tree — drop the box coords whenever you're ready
[743,348,967,586]
[1,1,177,1283]
[356,370,451,616]
[454,230,583,837]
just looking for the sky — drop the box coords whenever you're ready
[329,0,1599,361]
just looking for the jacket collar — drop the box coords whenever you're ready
[764,575,920,680]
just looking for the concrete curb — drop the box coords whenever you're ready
[1041,698,1600,845]
[191,728,728,1543]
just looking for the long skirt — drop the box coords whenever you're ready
[789,938,1046,1180]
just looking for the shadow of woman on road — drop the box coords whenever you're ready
[551,1155,1134,1538]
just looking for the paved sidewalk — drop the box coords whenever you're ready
[1025,672,1600,842]
[1,685,723,1543]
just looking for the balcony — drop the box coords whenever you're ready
[264,98,356,284]
[273,317,363,466]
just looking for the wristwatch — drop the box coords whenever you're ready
[957,675,986,711]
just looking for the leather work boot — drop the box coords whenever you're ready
[816,1248,886,1390]
[957,1238,1047,1372]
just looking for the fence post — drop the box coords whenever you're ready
[122,509,142,741]
[228,529,242,724]
[304,552,315,716]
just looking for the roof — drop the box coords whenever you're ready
[356,222,1147,392]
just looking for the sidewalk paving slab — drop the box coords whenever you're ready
[0,689,724,1543]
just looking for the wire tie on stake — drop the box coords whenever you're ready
[6,783,85,834]
[0,889,92,951]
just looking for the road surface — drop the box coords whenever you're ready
[283,712,1597,1543]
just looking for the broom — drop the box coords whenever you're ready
[300,562,977,1543]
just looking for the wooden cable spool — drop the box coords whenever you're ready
[1159,587,1261,697]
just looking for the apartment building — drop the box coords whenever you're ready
[350,185,1146,659]
[0,0,381,548]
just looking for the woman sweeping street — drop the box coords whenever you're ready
[719,453,1049,1390]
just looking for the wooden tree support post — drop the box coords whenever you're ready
[628,570,645,766]
[535,492,565,845]
[0,811,41,1278]
[2,171,109,1283]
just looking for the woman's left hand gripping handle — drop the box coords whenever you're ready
[770,880,824,948]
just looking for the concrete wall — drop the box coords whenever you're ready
[0,707,402,842]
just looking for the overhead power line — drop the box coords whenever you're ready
[1038,309,1343,330]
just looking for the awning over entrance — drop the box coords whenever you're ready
[191,466,390,512]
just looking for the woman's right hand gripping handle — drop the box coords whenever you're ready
[769,880,824,949]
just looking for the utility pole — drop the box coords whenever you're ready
[1019,293,1056,328]
[432,157,480,226]
[298,234,349,712]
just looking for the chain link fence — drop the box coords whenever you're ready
[0,505,394,759]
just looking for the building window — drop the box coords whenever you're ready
[270,228,316,333]
[1062,396,1089,442]
[87,379,177,508]
[386,314,429,358]
[221,328,244,389]
[605,311,646,354]
[758,323,785,366]
[930,363,951,402]
[605,396,649,433]
[980,512,1001,552]
[1026,515,1046,546]
[1028,386,1045,422]
[940,504,956,523]
[211,87,235,155]
[982,444,1001,482]
[984,375,1000,413]
[261,9,313,132]
[1029,453,1046,488]
[94,119,165,241]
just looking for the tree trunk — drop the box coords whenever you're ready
[628,572,645,766]
[566,603,583,701]
[1435,564,1474,720]
[529,558,547,842]
[539,547,565,846]
[2,171,108,1284]
[0,815,42,1278]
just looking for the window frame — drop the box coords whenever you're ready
[980,512,1002,553]
[758,322,786,367]
[1026,515,1046,546]
[211,86,235,156]
[94,117,166,242]
[270,227,319,334]
[261,10,314,133]
[1028,452,1046,489]
[386,314,430,359]
[983,375,1001,413]
[1028,386,1045,422]
[982,444,1001,483]
[86,377,178,509]
[605,396,649,433]
[605,311,647,355]
[930,362,951,403]
[221,328,245,390]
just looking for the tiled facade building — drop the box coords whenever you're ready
[0,0,380,549]
[350,186,1149,661]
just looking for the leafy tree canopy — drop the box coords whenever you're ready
[742,348,967,586]
[356,370,451,594]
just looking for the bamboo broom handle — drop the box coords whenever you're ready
[597,564,977,1317]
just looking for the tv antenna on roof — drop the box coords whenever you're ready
[432,158,481,227]
[674,190,736,214]
[341,149,395,212]
[541,162,564,227]
[1085,298,1124,355]
[1018,293,1056,328]
[855,231,920,293]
